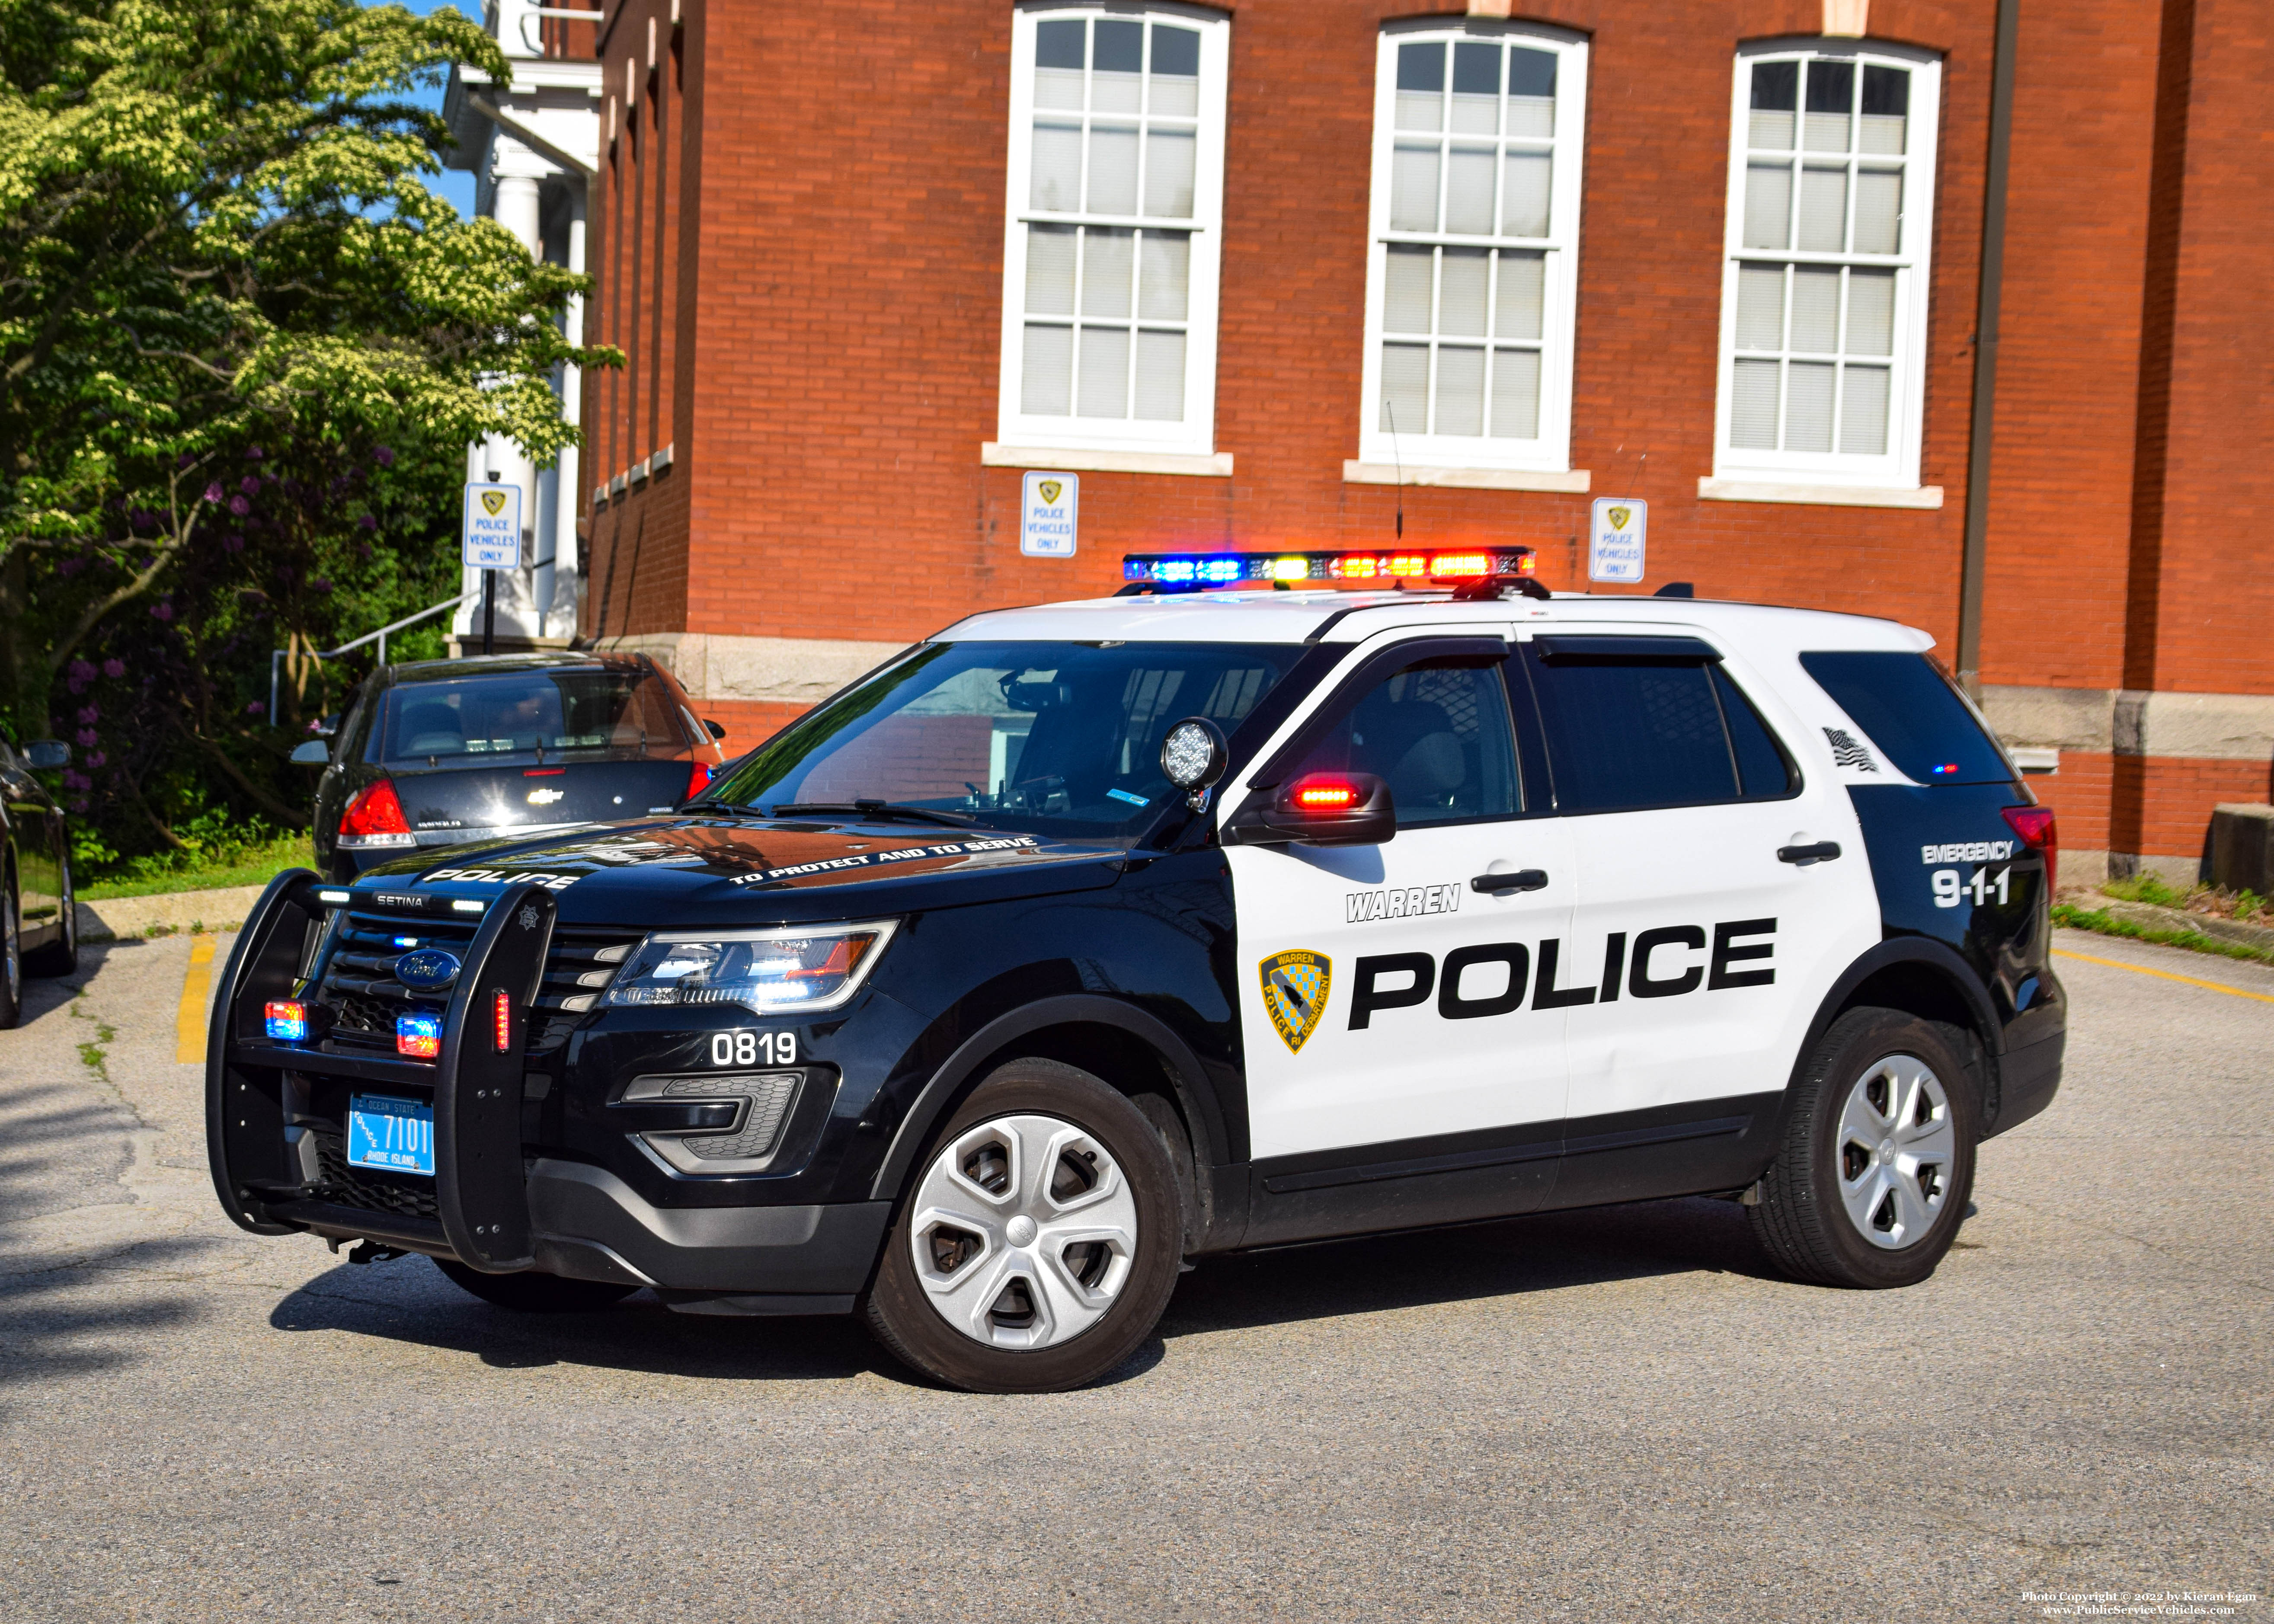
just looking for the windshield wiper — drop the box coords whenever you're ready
[771,800,976,827]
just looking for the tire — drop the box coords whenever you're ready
[432,1257,640,1312]
[863,1058,1184,1393]
[1749,1007,1978,1288]
[0,881,21,1031]
[24,852,77,978]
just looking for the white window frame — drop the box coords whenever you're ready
[1354,19,1589,479]
[995,3,1230,460]
[1710,40,1941,493]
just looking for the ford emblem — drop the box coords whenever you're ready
[394,948,462,991]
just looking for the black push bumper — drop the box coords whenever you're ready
[207,872,887,1311]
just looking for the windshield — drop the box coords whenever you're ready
[707,641,1305,837]
[380,668,695,767]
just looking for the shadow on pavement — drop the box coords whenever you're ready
[263,1193,1775,1388]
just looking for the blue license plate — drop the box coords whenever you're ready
[346,1093,435,1176]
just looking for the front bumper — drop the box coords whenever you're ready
[208,872,887,1311]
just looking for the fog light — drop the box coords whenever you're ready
[396,1011,443,1059]
[264,1001,309,1042]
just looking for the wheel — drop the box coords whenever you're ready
[24,852,77,977]
[863,1058,1184,1393]
[432,1257,639,1312]
[0,881,21,1031]
[1748,1007,1978,1288]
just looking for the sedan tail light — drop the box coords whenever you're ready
[685,759,715,802]
[2002,805,2058,891]
[339,779,416,849]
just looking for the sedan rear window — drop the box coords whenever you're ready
[1799,651,2013,785]
[380,668,694,765]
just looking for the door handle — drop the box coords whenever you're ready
[1777,841,1842,865]
[1471,868,1549,894]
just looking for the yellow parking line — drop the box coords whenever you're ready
[2053,948,2274,1006]
[176,937,217,1064]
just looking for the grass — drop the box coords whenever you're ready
[79,833,313,902]
[2053,902,2274,965]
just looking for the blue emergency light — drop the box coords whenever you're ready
[396,1011,444,1059]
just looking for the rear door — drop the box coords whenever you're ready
[1515,630,1878,1158]
[1228,632,1574,1164]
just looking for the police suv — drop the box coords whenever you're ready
[208,548,2064,1392]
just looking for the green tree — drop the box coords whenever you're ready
[0,0,613,856]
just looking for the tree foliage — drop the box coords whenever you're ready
[0,0,613,860]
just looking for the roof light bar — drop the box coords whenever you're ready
[1123,547,1536,589]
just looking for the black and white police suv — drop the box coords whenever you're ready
[208,547,2064,1392]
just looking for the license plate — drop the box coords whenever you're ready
[346,1093,435,1176]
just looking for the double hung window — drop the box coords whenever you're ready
[1712,45,1940,491]
[1357,23,1589,476]
[996,6,1229,457]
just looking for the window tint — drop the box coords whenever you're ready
[1800,651,2012,785]
[1290,661,1522,827]
[1523,648,1794,813]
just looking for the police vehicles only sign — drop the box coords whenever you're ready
[1020,471,1077,558]
[462,482,523,571]
[1589,497,1645,584]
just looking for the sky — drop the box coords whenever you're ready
[390,0,481,219]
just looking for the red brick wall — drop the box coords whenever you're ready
[2114,755,2274,859]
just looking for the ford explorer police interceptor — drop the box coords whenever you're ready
[207,548,2064,1393]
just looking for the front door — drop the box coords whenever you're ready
[1229,635,1573,1162]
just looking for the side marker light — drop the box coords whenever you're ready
[493,990,513,1053]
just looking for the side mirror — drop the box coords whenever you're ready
[704,718,727,741]
[1158,716,1228,811]
[23,740,69,770]
[290,740,331,765]
[1228,772,1397,847]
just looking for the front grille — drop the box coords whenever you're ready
[310,907,637,1057]
[311,1133,440,1220]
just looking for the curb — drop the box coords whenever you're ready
[2092,897,2274,953]
[76,884,269,943]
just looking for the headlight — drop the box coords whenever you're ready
[604,923,897,1016]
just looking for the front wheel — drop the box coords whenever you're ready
[432,1257,639,1312]
[1749,1007,1978,1288]
[863,1058,1184,1393]
[0,882,21,1030]
[24,852,77,977]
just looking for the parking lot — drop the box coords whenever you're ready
[0,927,2266,1623]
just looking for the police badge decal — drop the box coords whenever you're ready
[1259,949,1331,1053]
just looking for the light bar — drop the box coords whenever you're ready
[396,1011,443,1059]
[1123,548,1536,588]
[264,1001,309,1042]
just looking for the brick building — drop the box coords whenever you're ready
[543,0,2269,884]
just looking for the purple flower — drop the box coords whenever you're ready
[224,534,245,553]
[246,701,265,716]
[240,475,260,495]
[152,602,174,622]
[102,658,125,678]
[228,495,250,517]
[357,514,377,531]
[58,557,84,578]
[372,445,395,468]
[176,452,195,469]
[62,770,88,791]
[85,751,105,768]
[68,799,88,815]
[246,445,264,460]
[68,659,96,682]
[75,728,98,746]
[310,576,333,593]
[129,508,156,533]
[204,482,224,504]
[75,705,98,725]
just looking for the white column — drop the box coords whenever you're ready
[489,156,547,640]
[547,191,587,638]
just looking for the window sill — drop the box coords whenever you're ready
[1698,476,1945,510]
[1343,462,1591,493]
[982,443,1233,478]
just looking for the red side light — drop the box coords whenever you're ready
[493,989,513,1053]
[686,759,715,800]
[2002,805,2058,891]
[339,779,411,838]
[1293,779,1362,811]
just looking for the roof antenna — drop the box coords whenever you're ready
[1385,399,1407,542]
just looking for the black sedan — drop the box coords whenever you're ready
[298,654,729,882]
[0,729,77,1027]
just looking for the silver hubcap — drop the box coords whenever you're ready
[1836,1054,1955,1250]
[909,1113,1139,1350]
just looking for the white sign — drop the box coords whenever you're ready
[462,482,524,570]
[1589,497,1646,583]
[1020,471,1078,558]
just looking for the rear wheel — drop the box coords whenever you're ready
[0,881,21,1031]
[863,1058,1183,1393]
[432,1257,639,1312]
[1748,1007,1977,1288]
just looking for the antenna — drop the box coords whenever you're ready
[1385,400,1406,541]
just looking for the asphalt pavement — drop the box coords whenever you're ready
[0,927,2267,1622]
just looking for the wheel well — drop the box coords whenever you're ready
[1835,963,1999,1122]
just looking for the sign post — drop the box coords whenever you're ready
[1588,497,1646,585]
[1020,471,1078,558]
[461,482,523,656]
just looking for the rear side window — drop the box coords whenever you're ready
[1799,652,2012,785]
[1520,640,1796,814]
